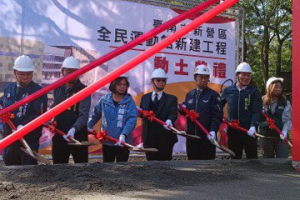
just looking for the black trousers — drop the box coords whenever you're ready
[3,144,38,166]
[144,138,175,161]
[186,137,216,160]
[228,131,258,159]
[102,145,130,162]
[52,136,88,164]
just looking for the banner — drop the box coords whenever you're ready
[0,0,237,154]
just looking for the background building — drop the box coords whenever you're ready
[42,46,65,87]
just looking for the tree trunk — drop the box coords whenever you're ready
[262,25,270,83]
[276,41,283,76]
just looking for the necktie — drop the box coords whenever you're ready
[154,93,159,103]
[196,90,201,100]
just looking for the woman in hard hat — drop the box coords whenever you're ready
[88,75,137,162]
[259,77,291,158]
[178,65,223,160]
[0,55,48,165]
[52,56,91,164]
[221,62,262,159]
[140,68,178,161]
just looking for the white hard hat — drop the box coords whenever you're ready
[151,68,168,79]
[266,77,284,91]
[194,65,210,76]
[62,56,80,69]
[13,55,34,72]
[235,62,252,73]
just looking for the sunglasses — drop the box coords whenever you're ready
[155,79,166,83]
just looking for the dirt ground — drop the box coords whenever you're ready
[0,158,298,200]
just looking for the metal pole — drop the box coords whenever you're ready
[0,0,219,118]
[0,0,239,150]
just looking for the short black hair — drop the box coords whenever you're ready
[109,77,130,93]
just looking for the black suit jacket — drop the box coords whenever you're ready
[140,92,178,144]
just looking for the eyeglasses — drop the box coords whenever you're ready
[155,79,166,83]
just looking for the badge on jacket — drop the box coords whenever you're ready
[278,106,284,110]
[245,94,251,110]
[188,99,193,104]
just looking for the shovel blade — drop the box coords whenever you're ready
[130,147,158,152]
[180,133,201,140]
[220,145,236,157]
[67,141,97,146]
[32,151,51,165]
[21,148,50,165]
[21,148,36,160]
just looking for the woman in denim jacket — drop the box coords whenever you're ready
[88,76,137,162]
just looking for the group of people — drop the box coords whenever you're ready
[0,55,292,166]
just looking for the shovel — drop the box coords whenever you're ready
[137,107,201,140]
[0,109,50,165]
[89,130,158,152]
[179,103,236,157]
[45,122,97,146]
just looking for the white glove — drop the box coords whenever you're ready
[247,126,256,138]
[207,131,216,141]
[136,106,142,111]
[116,134,126,146]
[17,125,23,130]
[178,103,186,110]
[280,131,288,140]
[12,125,23,132]
[163,119,173,130]
[64,127,76,142]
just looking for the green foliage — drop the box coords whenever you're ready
[160,0,292,91]
[240,0,292,91]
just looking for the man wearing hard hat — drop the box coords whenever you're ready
[140,68,178,161]
[179,65,223,160]
[0,55,48,165]
[221,62,262,159]
[259,77,291,158]
[51,56,91,164]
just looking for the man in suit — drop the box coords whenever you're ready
[140,68,178,161]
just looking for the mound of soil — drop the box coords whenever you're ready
[0,160,295,200]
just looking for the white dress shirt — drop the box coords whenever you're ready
[151,91,163,101]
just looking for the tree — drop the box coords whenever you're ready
[240,0,292,91]
[269,0,292,75]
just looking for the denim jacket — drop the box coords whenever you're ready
[88,93,137,145]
